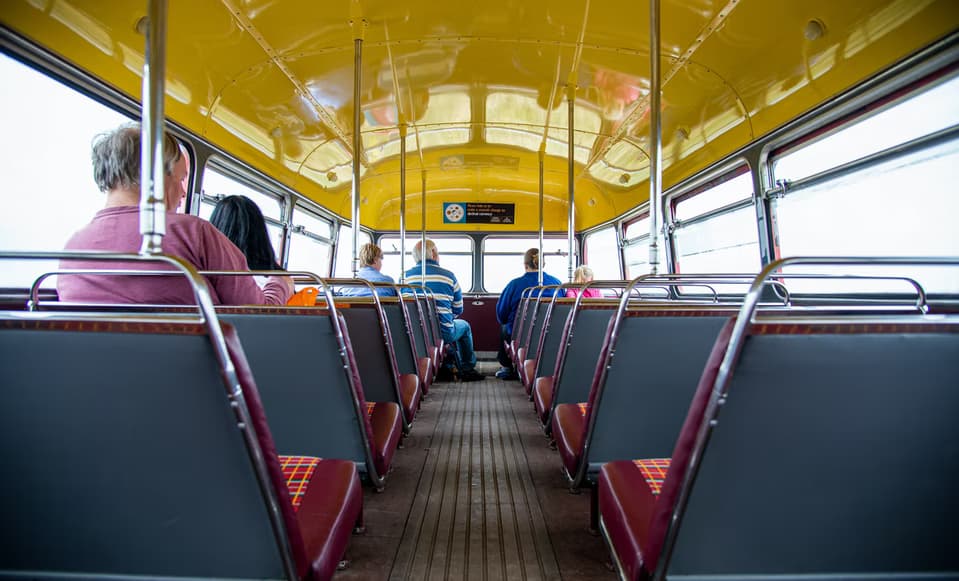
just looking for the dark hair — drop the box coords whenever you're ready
[209,195,279,270]
[523,248,540,270]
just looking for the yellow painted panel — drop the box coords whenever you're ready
[2,0,955,234]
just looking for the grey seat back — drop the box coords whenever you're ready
[663,320,959,578]
[217,310,372,471]
[583,311,731,481]
[533,301,572,380]
[0,318,297,579]
[552,306,617,406]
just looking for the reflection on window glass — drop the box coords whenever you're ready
[584,227,621,280]
[674,171,752,221]
[483,254,567,293]
[201,166,283,221]
[482,236,568,292]
[380,235,473,290]
[624,237,658,278]
[673,207,760,274]
[333,226,372,278]
[773,138,959,294]
[292,206,332,239]
[198,167,285,263]
[287,234,331,278]
[0,53,130,287]
[624,215,650,241]
[773,75,959,182]
[485,126,542,152]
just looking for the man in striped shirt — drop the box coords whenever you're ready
[405,239,485,382]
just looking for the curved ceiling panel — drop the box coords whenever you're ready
[3,0,955,232]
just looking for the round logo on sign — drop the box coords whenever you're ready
[445,203,464,222]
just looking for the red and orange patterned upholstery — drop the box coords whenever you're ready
[365,402,376,416]
[577,402,589,417]
[278,455,321,512]
[632,458,671,496]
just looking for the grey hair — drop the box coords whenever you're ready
[412,239,437,263]
[91,122,182,192]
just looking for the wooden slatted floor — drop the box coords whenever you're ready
[338,362,614,580]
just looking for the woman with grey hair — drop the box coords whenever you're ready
[58,122,293,305]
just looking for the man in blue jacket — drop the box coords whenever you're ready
[495,248,562,380]
[405,239,485,382]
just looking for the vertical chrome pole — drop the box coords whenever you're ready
[566,80,576,281]
[648,0,662,275]
[538,143,545,286]
[399,122,408,281]
[420,170,427,282]
[350,7,366,277]
[139,0,168,255]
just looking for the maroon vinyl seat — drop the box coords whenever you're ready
[534,303,619,430]
[217,307,403,490]
[399,372,422,421]
[337,299,422,430]
[226,324,367,580]
[552,401,588,476]
[383,298,434,397]
[280,455,364,580]
[0,316,363,580]
[520,356,537,392]
[596,318,732,579]
[532,375,554,423]
[551,309,733,493]
[598,317,959,580]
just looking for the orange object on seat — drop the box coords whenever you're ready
[287,287,319,306]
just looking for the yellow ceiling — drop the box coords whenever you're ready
[2,0,957,231]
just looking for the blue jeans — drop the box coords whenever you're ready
[442,319,477,371]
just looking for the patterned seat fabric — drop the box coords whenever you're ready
[632,458,670,496]
[279,455,321,512]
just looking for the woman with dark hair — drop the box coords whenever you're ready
[209,195,280,271]
[58,123,292,305]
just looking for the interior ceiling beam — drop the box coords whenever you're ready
[579,0,741,178]
[219,0,369,167]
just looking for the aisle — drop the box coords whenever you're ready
[339,362,613,580]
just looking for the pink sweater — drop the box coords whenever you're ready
[565,287,602,298]
[57,206,291,305]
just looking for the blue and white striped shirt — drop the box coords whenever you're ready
[404,259,463,333]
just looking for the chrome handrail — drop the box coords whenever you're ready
[2,250,298,576]
[651,255,959,581]
[324,278,412,433]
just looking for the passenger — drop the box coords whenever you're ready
[565,265,602,298]
[341,242,397,297]
[405,239,485,382]
[494,248,562,380]
[209,195,281,271]
[57,123,293,305]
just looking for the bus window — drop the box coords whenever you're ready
[482,237,568,292]
[199,165,285,265]
[0,53,129,287]
[771,73,959,294]
[583,227,621,280]
[622,213,666,278]
[287,205,333,277]
[669,169,759,284]
[380,235,474,291]
[332,225,373,278]
[774,75,959,183]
